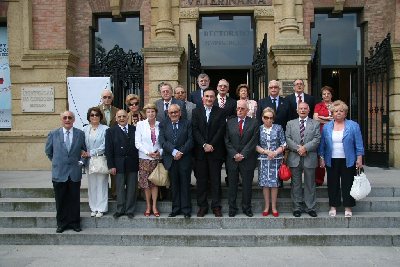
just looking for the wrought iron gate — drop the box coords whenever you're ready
[90,45,144,109]
[187,34,202,95]
[364,33,392,167]
[311,34,322,99]
[252,33,268,101]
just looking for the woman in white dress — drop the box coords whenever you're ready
[82,107,109,218]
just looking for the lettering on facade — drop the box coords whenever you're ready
[181,0,268,7]
[201,30,251,48]
[21,87,55,112]
[281,81,294,96]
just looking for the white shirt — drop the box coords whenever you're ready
[332,130,345,158]
[119,125,128,134]
[63,127,73,144]
[217,94,226,107]
[204,106,212,122]
[296,92,305,108]
[298,117,308,128]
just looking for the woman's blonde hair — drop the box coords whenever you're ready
[262,107,276,120]
[143,103,158,114]
[125,94,140,105]
[330,100,348,114]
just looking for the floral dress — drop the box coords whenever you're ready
[258,124,286,187]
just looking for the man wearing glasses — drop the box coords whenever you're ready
[287,79,315,121]
[98,89,119,127]
[98,89,119,199]
[174,85,196,122]
[257,80,289,131]
[155,82,187,123]
[45,111,86,233]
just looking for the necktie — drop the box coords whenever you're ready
[164,102,169,118]
[220,97,225,108]
[238,119,244,136]
[300,120,305,145]
[297,94,302,106]
[272,98,277,111]
[172,122,178,143]
[123,126,128,136]
[65,130,71,152]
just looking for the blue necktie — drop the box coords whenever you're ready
[172,122,178,143]
[65,130,71,152]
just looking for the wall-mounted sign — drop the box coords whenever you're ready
[21,87,55,112]
[281,80,294,96]
[181,0,269,7]
[0,26,11,129]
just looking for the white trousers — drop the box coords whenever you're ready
[87,172,108,213]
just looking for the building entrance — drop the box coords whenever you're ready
[204,69,249,99]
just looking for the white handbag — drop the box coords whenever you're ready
[88,155,109,175]
[350,168,371,200]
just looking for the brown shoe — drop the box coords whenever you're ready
[213,207,222,217]
[197,207,208,217]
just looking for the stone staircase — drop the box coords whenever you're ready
[0,184,400,246]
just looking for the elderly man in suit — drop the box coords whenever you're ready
[215,79,236,120]
[225,100,259,217]
[174,85,196,122]
[45,111,86,233]
[105,109,139,219]
[286,79,316,121]
[159,104,193,218]
[189,73,210,107]
[155,82,187,123]
[97,89,119,200]
[257,80,289,130]
[286,102,321,217]
[192,88,226,217]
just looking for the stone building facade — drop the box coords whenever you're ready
[0,0,399,170]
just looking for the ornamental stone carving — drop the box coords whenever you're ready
[254,6,274,18]
[179,8,199,19]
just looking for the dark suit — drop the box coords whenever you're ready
[159,118,193,215]
[214,95,236,120]
[105,124,139,215]
[192,105,226,210]
[45,127,86,230]
[225,116,259,213]
[257,96,289,131]
[155,98,187,123]
[286,93,316,121]
[189,89,203,107]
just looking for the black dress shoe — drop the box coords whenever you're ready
[197,207,208,217]
[72,226,82,232]
[308,210,318,217]
[168,212,180,217]
[244,210,254,217]
[184,214,191,219]
[228,211,236,217]
[113,212,124,219]
[127,213,134,219]
[293,210,302,217]
[56,226,65,233]
[213,207,223,217]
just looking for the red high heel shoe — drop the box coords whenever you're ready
[144,210,151,217]
[262,211,270,217]
[153,210,160,217]
[272,211,279,217]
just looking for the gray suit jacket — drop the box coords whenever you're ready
[225,116,259,171]
[185,101,196,122]
[155,98,187,122]
[285,118,320,168]
[45,127,86,182]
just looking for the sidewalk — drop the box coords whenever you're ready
[1,166,399,188]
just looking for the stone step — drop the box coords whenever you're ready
[0,227,399,246]
[0,197,399,212]
[0,211,399,229]
[1,186,398,199]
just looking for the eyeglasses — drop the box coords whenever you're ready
[263,116,274,120]
[175,91,186,94]
[169,111,179,115]
[218,84,228,88]
[117,115,127,118]
[128,102,139,107]
[90,113,100,117]
[102,96,112,99]
[63,116,73,120]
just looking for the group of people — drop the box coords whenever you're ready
[45,73,364,233]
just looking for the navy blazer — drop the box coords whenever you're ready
[45,127,86,182]
[158,118,193,170]
[105,124,139,173]
[257,96,289,130]
[155,98,187,123]
[286,93,315,120]
[189,89,203,107]
[192,105,226,160]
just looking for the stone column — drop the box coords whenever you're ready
[142,0,184,103]
[389,44,400,167]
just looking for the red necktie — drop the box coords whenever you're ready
[220,97,225,108]
[297,94,302,106]
[239,119,244,136]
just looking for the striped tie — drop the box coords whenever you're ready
[220,97,225,108]
[300,120,305,145]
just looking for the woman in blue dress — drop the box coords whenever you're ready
[256,107,286,217]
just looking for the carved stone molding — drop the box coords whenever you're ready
[333,0,346,14]
[254,6,274,18]
[179,7,199,20]
[109,0,121,18]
